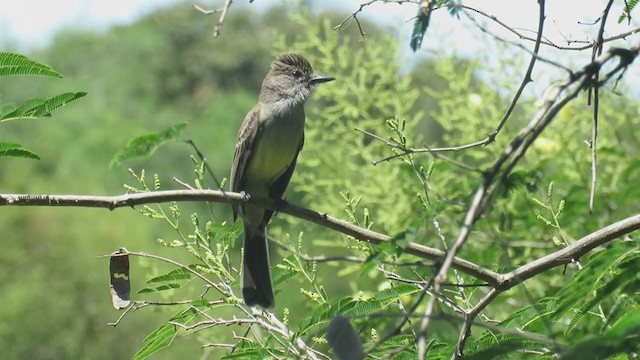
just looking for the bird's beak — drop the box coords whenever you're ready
[310,75,335,84]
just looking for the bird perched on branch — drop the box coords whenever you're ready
[230,54,335,308]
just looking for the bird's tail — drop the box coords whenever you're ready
[242,222,275,309]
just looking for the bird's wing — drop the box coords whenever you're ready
[230,105,263,220]
[263,133,304,224]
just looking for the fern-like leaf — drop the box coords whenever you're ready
[566,269,637,334]
[0,92,87,122]
[0,142,39,160]
[560,308,640,360]
[109,120,189,168]
[295,297,357,337]
[618,0,639,24]
[132,307,199,360]
[0,52,62,78]
[552,242,637,321]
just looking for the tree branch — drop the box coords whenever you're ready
[4,187,640,360]
[417,34,640,359]
[0,190,498,284]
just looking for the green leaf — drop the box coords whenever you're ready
[137,282,181,294]
[618,0,639,23]
[560,308,640,360]
[410,3,434,52]
[295,297,358,337]
[552,242,640,323]
[342,299,385,317]
[372,284,419,303]
[132,307,199,360]
[473,298,557,353]
[0,92,87,122]
[0,142,39,160]
[221,346,278,359]
[465,339,536,360]
[109,120,189,168]
[146,268,193,284]
[566,270,637,334]
[0,52,62,78]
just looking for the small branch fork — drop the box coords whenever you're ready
[460,4,640,51]
[193,0,233,38]
[333,0,420,40]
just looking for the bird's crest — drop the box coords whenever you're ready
[272,53,313,73]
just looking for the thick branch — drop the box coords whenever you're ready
[420,35,640,359]
[503,213,640,286]
[451,213,640,359]
[0,190,497,284]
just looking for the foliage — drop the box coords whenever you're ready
[0,5,291,359]
[109,121,190,168]
[103,11,640,360]
[2,2,640,360]
[0,52,85,160]
[618,0,639,23]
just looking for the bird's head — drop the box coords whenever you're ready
[260,53,334,106]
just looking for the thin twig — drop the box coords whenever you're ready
[588,0,614,213]
[416,2,548,358]
[461,4,640,51]
[193,1,233,38]
[184,139,224,190]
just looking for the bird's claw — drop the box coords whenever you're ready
[240,191,251,202]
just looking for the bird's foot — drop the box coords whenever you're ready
[240,191,251,203]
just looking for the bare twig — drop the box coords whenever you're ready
[359,0,548,168]
[416,2,548,358]
[461,4,640,51]
[588,0,615,213]
[333,0,376,39]
[194,1,233,38]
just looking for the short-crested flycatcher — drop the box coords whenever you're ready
[230,54,334,308]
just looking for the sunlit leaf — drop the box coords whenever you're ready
[0,52,62,78]
[132,307,199,360]
[109,120,189,168]
[0,92,87,122]
[0,142,39,160]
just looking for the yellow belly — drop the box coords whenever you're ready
[244,107,304,196]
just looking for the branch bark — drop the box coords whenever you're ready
[0,190,498,284]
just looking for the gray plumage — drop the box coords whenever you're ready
[230,54,334,308]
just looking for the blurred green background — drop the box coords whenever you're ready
[0,4,307,358]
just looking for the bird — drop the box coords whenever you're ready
[230,53,334,308]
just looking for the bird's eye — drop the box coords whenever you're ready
[292,70,303,78]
